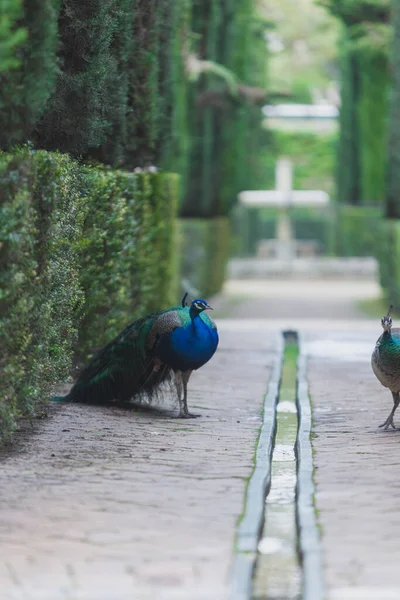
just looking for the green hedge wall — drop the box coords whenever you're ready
[179,217,230,297]
[335,204,382,256]
[0,0,60,149]
[230,206,334,257]
[78,167,179,357]
[0,148,85,442]
[377,219,400,310]
[0,148,179,443]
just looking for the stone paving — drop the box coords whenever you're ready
[1,276,397,600]
[0,324,275,600]
[305,326,400,600]
[217,277,400,600]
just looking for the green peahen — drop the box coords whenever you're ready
[371,306,400,430]
[52,295,219,418]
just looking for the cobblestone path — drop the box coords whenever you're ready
[0,324,275,600]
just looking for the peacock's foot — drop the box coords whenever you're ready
[178,411,201,419]
[379,416,397,430]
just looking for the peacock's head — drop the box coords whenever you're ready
[190,298,213,315]
[381,306,393,331]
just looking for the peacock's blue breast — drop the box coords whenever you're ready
[156,314,219,371]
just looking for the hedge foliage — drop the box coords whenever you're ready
[386,0,400,219]
[179,218,230,297]
[182,0,268,218]
[230,207,334,257]
[0,0,27,73]
[335,204,382,256]
[0,0,60,149]
[0,148,179,443]
[0,148,84,442]
[78,167,179,357]
[323,0,390,207]
[1,0,266,220]
[378,220,400,310]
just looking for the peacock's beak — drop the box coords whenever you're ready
[206,304,213,310]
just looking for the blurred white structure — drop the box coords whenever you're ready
[262,103,338,133]
[262,104,338,119]
[238,158,330,261]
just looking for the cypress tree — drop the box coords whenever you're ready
[88,0,133,166]
[0,0,27,73]
[386,0,400,218]
[124,0,177,169]
[181,0,268,218]
[36,0,117,156]
[337,34,361,205]
[358,53,388,204]
[0,0,59,149]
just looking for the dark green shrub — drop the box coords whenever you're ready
[0,148,84,442]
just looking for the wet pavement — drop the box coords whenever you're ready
[1,276,397,600]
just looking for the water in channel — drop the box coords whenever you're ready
[252,340,302,600]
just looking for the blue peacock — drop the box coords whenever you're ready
[371,306,400,430]
[52,294,219,418]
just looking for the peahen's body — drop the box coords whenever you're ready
[53,297,218,418]
[371,307,400,430]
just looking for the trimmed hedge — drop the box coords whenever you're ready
[0,148,179,443]
[0,148,85,441]
[230,206,334,257]
[179,217,230,297]
[78,167,179,357]
[335,204,382,256]
[377,219,400,310]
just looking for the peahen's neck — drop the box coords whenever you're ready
[381,329,400,346]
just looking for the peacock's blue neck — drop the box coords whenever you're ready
[189,307,202,321]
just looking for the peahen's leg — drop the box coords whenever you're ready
[181,370,200,418]
[379,391,400,430]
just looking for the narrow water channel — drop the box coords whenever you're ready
[252,337,302,600]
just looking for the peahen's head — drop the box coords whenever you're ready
[381,306,393,331]
[190,298,213,315]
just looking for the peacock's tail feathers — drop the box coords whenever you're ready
[65,310,178,406]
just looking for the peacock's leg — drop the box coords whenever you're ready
[174,370,185,416]
[379,391,400,430]
[181,370,200,418]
